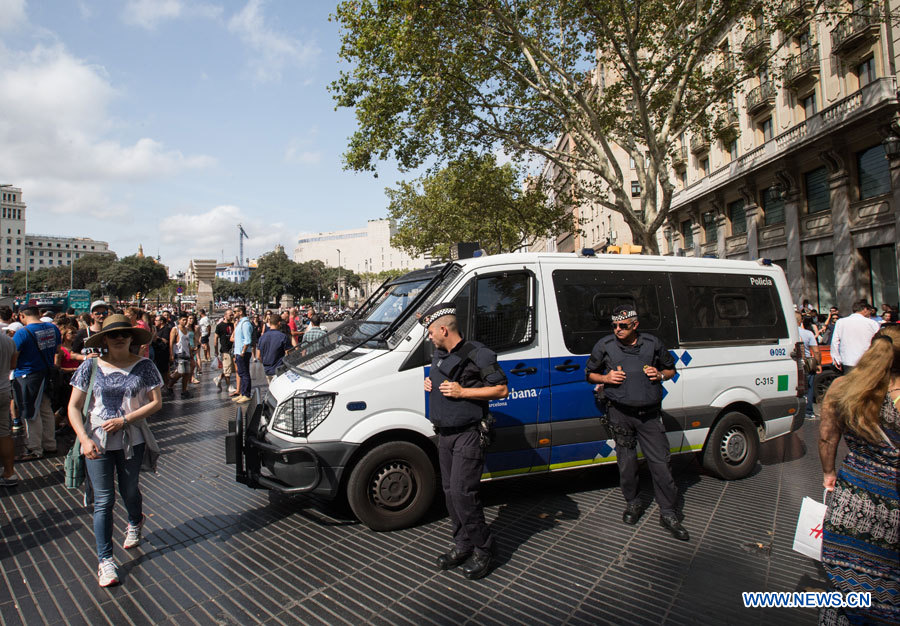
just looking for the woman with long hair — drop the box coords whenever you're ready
[186,313,200,384]
[67,315,163,587]
[818,325,900,624]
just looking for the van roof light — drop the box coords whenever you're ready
[581,248,596,257]
[757,258,773,266]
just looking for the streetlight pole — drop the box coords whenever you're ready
[336,249,341,310]
[260,273,265,312]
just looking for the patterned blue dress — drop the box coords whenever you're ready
[820,395,900,625]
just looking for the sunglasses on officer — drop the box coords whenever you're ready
[613,321,635,330]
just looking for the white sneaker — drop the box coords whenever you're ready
[98,558,119,587]
[123,515,144,549]
[0,473,20,487]
[214,374,223,388]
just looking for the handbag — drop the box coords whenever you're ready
[792,490,828,560]
[803,356,818,374]
[64,359,97,490]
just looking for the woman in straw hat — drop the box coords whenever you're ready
[67,314,163,587]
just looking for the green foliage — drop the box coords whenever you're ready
[332,0,886,252]
[98,255,168,302]
[10,253,117,297]
[243,248,361,304]
[386,153,574,259]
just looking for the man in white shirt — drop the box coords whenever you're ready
[198,309,212,362]
[830,300,880,374]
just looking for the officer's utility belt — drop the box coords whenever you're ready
[608,400,659,418]
[436,422,479,436]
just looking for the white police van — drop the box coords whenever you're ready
[227,252,806,530]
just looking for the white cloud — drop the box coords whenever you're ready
[284,133,323,165]
[228,0,320,82]
[122,0,221,30]
[0,0,26,32]
[0,43,213,216]
[158,205,293,270]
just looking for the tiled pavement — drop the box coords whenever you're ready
[1,370,833,625]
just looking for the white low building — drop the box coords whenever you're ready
[293,219,428,275]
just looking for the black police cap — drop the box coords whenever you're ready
[419,302,457,327]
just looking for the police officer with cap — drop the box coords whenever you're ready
[421,302,508,579]
[585,304,689,541]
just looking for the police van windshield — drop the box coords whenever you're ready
[281,265,456,376]
[359,276,431,324]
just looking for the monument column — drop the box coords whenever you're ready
[191,259,217,313]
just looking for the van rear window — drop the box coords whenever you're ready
[670,272,787,343]
[552,270,676,354]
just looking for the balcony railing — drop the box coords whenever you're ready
[690,134,710,154]
[831,7,881,55]
[784,46,820,88]
[742,29,770,57]
[746,82,776,115]
[722,107,739,127]
[672,145,688,167]
[781,0,810,17]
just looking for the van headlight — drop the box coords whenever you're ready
[270,391,336,437]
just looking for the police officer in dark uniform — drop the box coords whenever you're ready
[421,302,508,579]
[585,304,689,541]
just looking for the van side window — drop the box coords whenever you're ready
[552,270,677,354]
[670,272,787,343]
[454,271,535,352]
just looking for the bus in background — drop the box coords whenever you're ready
[14,289,92,314]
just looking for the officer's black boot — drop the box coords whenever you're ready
[660,515,690,541]
[460,551,492,580]
[437,547,472,570]
[622,502,645,525]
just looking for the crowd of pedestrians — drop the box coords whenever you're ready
[0,298,329,586]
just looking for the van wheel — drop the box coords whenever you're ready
[814,370,839,404]
[346,441,436,531]
[702,412,759,480]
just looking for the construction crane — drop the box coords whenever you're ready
[238,224,249,266]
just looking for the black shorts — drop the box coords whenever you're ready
[200,336,210,345]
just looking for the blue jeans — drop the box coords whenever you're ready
[85,444,144,561]
[806,373,816,416]
[235,352,251,397]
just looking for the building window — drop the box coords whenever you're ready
[762,186,785,225]
[727,139,738,161]
[814,253,836,311]
[631,181,641,197]
[802,93,817,119]
[805,166,830,213]
[728,199,746,235]
[868,245,899,307]
[629,156,636,169]
[857,56,876,88]
[857,144,891,200]
[679,170,687,189]
[703,211,717,243]
[759,116,773,142]
[700,157,710,177]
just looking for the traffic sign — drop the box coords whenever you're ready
[176,286,183,294]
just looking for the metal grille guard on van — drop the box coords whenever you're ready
[226,389,323,494]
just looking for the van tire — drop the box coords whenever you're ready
[702,412,759,480]
[346,441,436,531]
[814,369,839,404]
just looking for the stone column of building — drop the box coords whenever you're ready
[715,213,727,259]
[691,223,703,258]
[191,259,217,313]
[782,186,803,300]
[744,204,760,260]
[823,151,857,311]
[891,152,900,294]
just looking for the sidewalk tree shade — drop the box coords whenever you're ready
[332,0,893,253]
[386,153,574,260]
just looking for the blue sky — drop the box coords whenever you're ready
[0,0,410,273]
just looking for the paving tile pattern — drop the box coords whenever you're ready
[1,372,832,625]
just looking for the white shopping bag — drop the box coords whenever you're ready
[211,355,222,370]
[792,491,828,561]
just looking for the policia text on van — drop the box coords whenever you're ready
[226,251,807,531]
